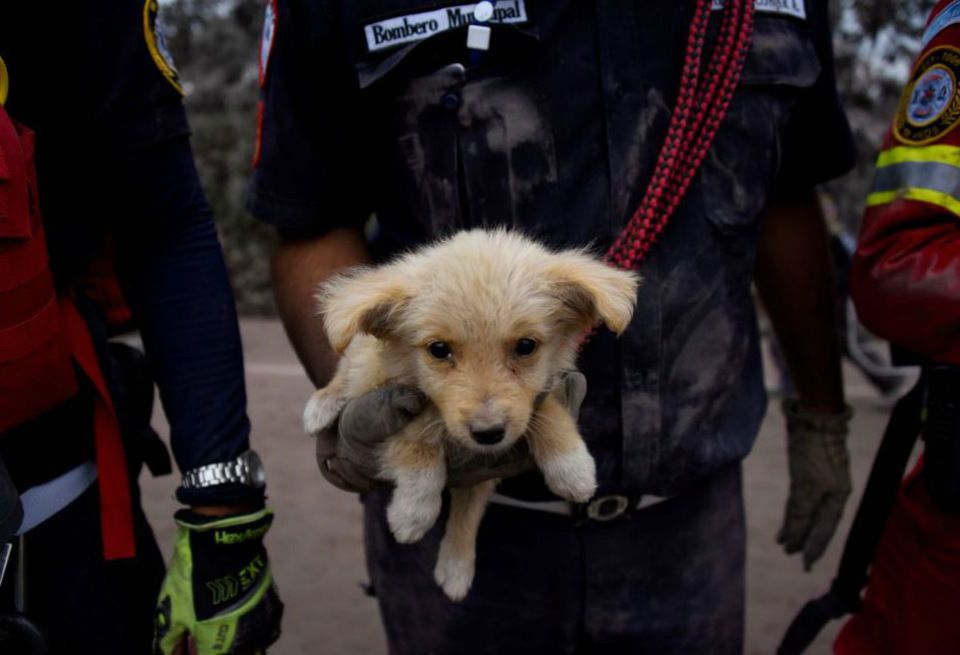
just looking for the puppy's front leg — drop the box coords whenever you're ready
[434,479,496,601]
[381,416,446,544]
[527,396,597,502]
[303,372,348,436]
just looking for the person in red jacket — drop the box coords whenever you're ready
[842,1,960,652]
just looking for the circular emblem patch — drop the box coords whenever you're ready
[896,47,960,145]
[143,0,184,95]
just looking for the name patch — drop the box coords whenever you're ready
[895,47,960,145]
[711,0,806,20]
[363,1,528,52]
[922,0,960,48]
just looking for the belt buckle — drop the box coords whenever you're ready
[585,494,630,522]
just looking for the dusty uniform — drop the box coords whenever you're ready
[842,0,960,652]
[249,1,853,652]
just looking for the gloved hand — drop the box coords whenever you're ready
[316,371,588,492]
[154,508,283,655]
[778,399,853,571]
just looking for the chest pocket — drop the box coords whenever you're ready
[699,16,822,233]
[358,26,564,242]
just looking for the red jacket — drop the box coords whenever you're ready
[851,0,960,365]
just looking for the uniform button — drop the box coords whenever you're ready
[441,91,461,110]
[474,1,494,22]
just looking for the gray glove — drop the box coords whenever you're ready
[316,371,588,492]
[777,398,853,571]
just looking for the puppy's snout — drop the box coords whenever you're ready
[471,427,505,446]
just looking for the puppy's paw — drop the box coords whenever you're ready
[303,391,345,437]
[434,544,475,601]
[540,443,597,503]
[386,491,442,544]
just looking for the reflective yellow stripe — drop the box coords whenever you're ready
[866,187,960,216]
[0,57,7,106]
[876,144,960,169]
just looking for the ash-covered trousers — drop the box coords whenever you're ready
[363,463,745,655]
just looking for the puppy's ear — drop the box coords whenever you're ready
[547,254,640,335]
[317,267,410,353]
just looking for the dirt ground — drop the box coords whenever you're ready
[140,318,905,655]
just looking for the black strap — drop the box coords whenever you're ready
[0,455,22,545]
[777,379,925,655]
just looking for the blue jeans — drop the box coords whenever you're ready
[363,463,745,655]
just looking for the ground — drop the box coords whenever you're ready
[141,318,905,655]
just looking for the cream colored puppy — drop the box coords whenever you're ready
[304,229,639,600]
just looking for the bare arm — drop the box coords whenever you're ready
[271,227,370,387]
[755,191,845,413]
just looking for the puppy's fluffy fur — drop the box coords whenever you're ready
[304,229,639,600]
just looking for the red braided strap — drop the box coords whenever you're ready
[581,0,755,348]
[605,0,756,273]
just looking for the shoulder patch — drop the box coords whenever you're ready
[895,46,960,145]
[143,0,184,95]
[922,0,960,48]
[259,0,277,88]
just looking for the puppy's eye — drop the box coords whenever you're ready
[428,341,452,360]
[515,338,538,357]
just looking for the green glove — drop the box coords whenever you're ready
[154,508,283,655]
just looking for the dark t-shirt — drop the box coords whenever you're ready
[249,0,855,498]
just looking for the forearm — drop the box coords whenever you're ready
[114,137,254,506]
[755,191,845,413]
[271,227,370,386]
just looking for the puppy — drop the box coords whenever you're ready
[303,229,639,600]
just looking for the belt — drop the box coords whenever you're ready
[489,492,670,522]
[16,461,97,535]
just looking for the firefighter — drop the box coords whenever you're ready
[249,0,854,652]
[838,0,960,651]
[0,2,281,653]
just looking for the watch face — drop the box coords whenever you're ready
[244,450,267,487]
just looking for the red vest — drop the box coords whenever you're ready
[0,103,134,560]
[0,107,78,430]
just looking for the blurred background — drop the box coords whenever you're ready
[138,2,939,654]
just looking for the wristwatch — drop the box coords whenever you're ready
[180,450,267,490]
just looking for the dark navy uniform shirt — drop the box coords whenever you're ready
[0,0,256,505]
[249,0,854,498]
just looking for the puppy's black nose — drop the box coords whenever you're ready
[471,428,505,445]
